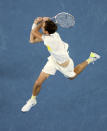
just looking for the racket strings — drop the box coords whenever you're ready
[55,12,75,28]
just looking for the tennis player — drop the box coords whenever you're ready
[21,17,100,112]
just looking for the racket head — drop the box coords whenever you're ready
[51,12,75,28]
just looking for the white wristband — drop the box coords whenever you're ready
[32,23,37,30]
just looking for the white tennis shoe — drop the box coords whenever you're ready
[89,52,101,63]
[21,98,37,112]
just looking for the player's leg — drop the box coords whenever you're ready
[21,56,57,112]
[69,52,100,80]
[69,61,88,80]
[32,72,50,96]
[21,71,50,112]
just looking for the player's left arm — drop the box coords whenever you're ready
[30,17,44,43]
[30,17,50,43]
[29,31,42,43]
[31,22,43,40]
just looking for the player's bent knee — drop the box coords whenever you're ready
[68,73,77,80]
[68,77,75,80]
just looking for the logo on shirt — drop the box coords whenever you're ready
[46,45,52,52]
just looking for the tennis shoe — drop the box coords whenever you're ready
[89,52,100,64]
[21,98,37,112]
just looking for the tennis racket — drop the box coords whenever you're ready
[51,12,75,28]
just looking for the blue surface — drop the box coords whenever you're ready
[0,0,107,131]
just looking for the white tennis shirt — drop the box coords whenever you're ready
[42,32,70,64]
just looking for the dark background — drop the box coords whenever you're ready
[0,0,107,131]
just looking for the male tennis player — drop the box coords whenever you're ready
[21,17,100,112]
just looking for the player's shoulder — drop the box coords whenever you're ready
[51,32,60,38]
[53,32,59,36]
[42,32,60,40]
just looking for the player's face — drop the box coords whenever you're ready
[41,22,45,33]
[42,22,48,34]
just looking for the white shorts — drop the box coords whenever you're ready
[42,56,76,78]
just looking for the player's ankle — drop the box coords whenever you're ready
[31,95,36,100]
[86,58,92,64]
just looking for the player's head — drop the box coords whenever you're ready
[42,20,57,34]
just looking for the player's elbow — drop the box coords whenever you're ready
[29,40,35,44]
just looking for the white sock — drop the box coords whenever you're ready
[31,95,36,100]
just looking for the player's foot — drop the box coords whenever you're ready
[88,52,100,64]
[21,98,37,112]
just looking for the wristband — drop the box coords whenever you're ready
[32,23,37,30]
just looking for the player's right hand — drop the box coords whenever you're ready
[43,17,50,21]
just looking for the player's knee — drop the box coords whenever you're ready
[68,73,77,80]
[68,76,75,80]
[35,80,42,87]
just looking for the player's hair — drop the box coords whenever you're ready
[44,20,57,34]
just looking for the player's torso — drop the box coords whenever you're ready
[43,32,70,64]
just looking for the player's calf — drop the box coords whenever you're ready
[69,52,100,80]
